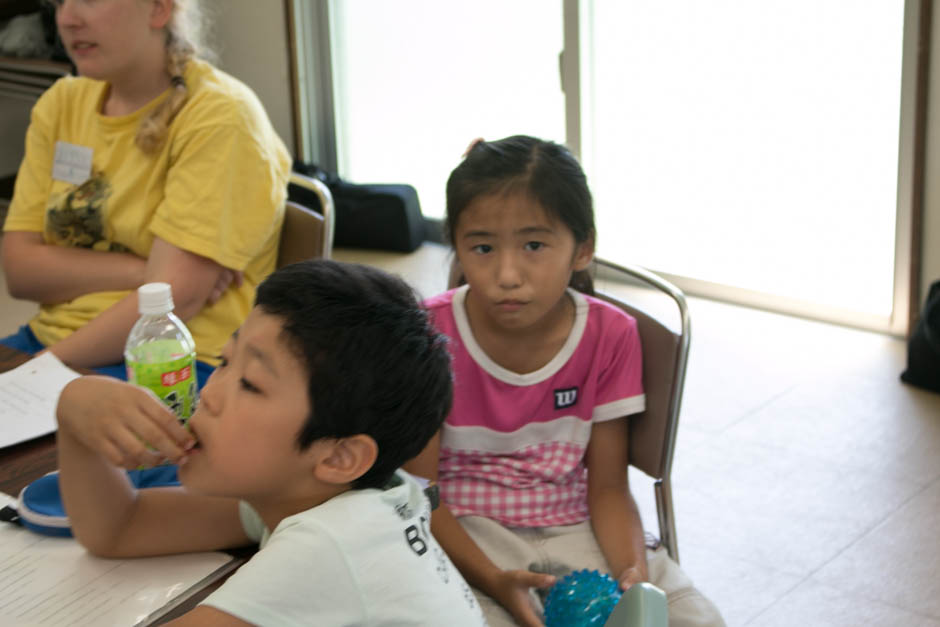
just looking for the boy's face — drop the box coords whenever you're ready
[179,308,315,501]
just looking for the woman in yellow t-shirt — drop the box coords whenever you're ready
[1,0,291,385]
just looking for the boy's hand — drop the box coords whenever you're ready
[57,376,195,469]
[492,569,556,627]
[617,565,645,591]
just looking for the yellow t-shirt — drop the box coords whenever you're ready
[4,60,291,365]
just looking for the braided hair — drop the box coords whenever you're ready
[136,0,211,153]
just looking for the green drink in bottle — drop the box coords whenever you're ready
[125,282,198,423]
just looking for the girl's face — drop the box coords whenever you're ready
[454,191,594,335]
[54,0,171,82]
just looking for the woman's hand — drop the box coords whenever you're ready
[206,268,243,305]
[46,238,234,369]
[490,569,556,627]
[57,376,195,469]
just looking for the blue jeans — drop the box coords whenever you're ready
[0,324,215,390]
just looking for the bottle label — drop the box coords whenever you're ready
[126,352,198,423]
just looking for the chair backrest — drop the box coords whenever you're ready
[592,258,690,563]
[445,257,691,562]
[277,200,326,269]
[278,172,335,268]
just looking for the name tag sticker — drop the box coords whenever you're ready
[52,141,93,185]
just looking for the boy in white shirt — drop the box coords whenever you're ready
[56,259,485,627]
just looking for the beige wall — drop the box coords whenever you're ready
[921,3,940,303]
[0,98,32,176]
[208,0,295,155]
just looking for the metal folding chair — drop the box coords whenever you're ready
[593,257,691,563]
[278,172,335,268]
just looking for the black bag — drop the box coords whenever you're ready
[901,280,940,393]
[292,162,426,253]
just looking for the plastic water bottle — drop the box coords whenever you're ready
[124,282,198,424]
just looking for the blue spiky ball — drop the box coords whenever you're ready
[543,569,622,626]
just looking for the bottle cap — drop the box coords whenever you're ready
[137,282,174,315]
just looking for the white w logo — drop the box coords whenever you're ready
[554,387,578,409]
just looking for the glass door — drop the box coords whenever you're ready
[579,0,915,333]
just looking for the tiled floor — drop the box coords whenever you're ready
[2,240,938,626]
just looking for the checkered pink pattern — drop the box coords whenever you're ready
[439,441,591,527]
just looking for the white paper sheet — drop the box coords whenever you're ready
[0,493,240,626]
[0,352,81,448]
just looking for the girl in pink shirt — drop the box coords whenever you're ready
[406,136,724,627]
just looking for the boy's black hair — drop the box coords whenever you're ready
[445,135,596,294]
[254,259,453,490]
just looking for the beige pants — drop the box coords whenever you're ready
[460,516,726,627]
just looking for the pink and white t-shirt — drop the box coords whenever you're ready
[425,285,645,528]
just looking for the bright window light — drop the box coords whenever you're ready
[587,1,904,317]
[329,0,565,219]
